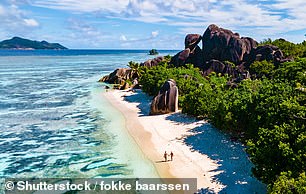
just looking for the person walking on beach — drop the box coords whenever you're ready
[164,151,167,162]
[170,151,174,161]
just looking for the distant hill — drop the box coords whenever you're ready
[0,37,67,50]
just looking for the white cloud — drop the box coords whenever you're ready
[65,18,118,48]
[151,31,159,38]
[31,0,129,13]
[120,35,127,41]
[0,5,5,15]
[0,3,39,39]
[24,18,39,27]
[30,0,306,42]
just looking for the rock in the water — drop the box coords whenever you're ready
[150,79,179,115]
[99,68,138,89]
[99,68,137,85]
[202,24,258,64]
[141,56,164,68]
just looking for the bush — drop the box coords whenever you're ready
[250,60,275,78]
[139,63,207,106]
[269,172,306,194]
[260,39,306,58]
[135,58,306,192]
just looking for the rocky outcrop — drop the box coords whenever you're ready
[120,82,130,90]
[171,34,204,68]
[246,45,293,67]
[141,56,164,68]
[100,24,294,91]
[185,34,202,51]
[99,68,139,89]
[170,46,204,68]
[150,79,179,115]
[170,27,258,70]
[171,48,190,67]
[169,24,293,81]
[202,24,258,64]
[99,68,137,84]
[185,46,204,68]
[203,60,250,81]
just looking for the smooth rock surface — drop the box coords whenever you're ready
[150,79,179,115]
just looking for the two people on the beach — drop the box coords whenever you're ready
[164,151,173,162]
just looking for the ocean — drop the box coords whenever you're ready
[0,49,178,179]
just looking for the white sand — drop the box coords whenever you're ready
[102,89,266,193]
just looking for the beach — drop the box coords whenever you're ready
[102,90,265,193]
[103,89,223,192]
[102,89,266,193]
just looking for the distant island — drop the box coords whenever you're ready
[0,37,67,50]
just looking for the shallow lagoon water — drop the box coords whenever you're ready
[0,50,177,179]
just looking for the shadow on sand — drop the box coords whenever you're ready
[165,112,198,125]
[122,90,152,116]
[122,90,266,193]
[155,160,169,163]
[184,123,266,194]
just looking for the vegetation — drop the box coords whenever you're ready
[133,54,306,193]
[249,60,275,78]
[260,38,306,59]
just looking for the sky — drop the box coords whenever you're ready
[0,0,306,49]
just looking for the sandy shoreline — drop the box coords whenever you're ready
[102,89,223,192]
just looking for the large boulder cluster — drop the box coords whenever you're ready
[100,24,293,115]
[140,56,164,68]
[202,24,258,65]
[99,68,138,89]
[171,34,204,68]
[171,24,292,79]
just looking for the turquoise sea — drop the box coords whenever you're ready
[0,50,178,178]
[0,50,268,194]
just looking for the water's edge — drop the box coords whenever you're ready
[90,86,160,178]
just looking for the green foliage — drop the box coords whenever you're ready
[224,60,236,68]
[274,58,306,85]
[268,172,306,194]
[247,123,306,184]
[250,60,275,77]
[127,61,144,78]
[125,79,132,86]
[127,61,140,70]
[139,63,206,106]
[136,58,306,192]
[260,38,306,58]
[164,55,172,62]
[183,74,228,119]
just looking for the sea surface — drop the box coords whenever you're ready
[0,49,178,179]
